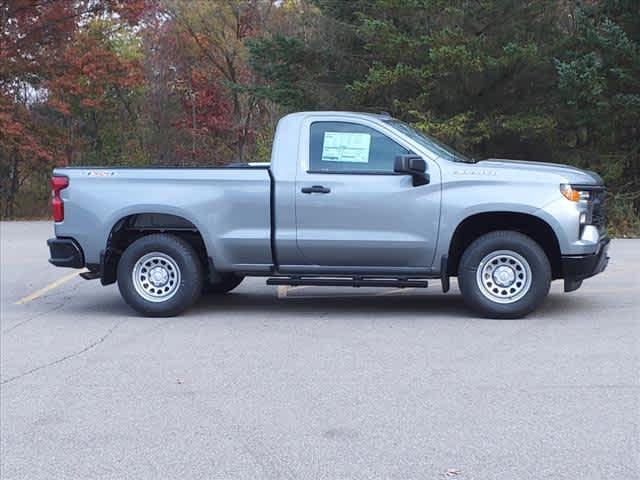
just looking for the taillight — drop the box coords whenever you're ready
[51,175,69,222]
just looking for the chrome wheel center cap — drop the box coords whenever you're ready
[149,267,169,286]
[493,266,515,287]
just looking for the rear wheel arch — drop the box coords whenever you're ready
[446,212,562,279]
[102,213,211,285]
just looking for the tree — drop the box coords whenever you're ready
[47,20,146,166]
[162,0,277,162]
[246,0,639,233]
[0,0,146,216]
[554,0,640,233]
[1,0,638,233]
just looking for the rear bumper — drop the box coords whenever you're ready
[47,238,84,268]
[562,237,610,292]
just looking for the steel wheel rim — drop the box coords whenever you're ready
[132,252,181,303]
[476,250,532,304]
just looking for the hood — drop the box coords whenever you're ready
[476,158,604,185]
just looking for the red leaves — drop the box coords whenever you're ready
[47,99,71,116]
[1,0,147,205]
[107,0,148,24]
[174,68,233,135]
[0,95,54,163]
[47,31,144,113]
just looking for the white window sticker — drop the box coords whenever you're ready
[321,132,371,163]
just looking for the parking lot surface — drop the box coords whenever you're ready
[1,221,638,479]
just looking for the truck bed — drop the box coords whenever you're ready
[53,166,274,271]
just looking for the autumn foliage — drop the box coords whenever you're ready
[0,0,638,233]
[1,0,148,216]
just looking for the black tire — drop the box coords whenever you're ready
[458,231,551,319]
[202,273,244,294]
[117,234,203,317]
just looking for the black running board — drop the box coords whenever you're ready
[266,277,428,288]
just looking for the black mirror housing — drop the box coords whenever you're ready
[394,155,430,186]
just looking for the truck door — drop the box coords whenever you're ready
[294,119,440,269]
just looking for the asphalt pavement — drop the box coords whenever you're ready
[1,221,638,479]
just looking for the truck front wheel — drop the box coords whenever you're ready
[117,234,203,317]
[458,231,551,319]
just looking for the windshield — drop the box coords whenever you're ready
[384,119,474,163]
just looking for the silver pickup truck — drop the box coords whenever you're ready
[47,111,609,318]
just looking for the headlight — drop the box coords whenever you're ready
[560,184,591,202]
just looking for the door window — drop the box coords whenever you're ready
[309,122,409,173]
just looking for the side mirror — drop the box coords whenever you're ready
[394,155,430,186]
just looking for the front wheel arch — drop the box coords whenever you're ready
[447,212,562,279]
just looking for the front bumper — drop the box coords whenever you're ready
[47,237,84,268]
[561,237,610,292]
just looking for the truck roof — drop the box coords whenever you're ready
[282,111,393,121]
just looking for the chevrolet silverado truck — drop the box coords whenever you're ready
[47,111,609,318]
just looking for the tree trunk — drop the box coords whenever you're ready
[5,154,19,218]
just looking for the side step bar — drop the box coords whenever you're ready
[266,277,428,288]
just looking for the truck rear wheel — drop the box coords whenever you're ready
[203,273,244,294]
[117,234,203,317]
[458,231,551,319]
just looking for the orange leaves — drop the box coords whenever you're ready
[0,112,25,138]
[46,98,71,116]
[173,67,233,134]
[0,96,54,163]
[80,98,101,108]
[46,33,144,113]
[108,0,148,25]
[1,0,153,216]
[2,0,146,162]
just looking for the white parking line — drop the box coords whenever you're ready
[276,285,312,299]
[375,287,415,296]
[276,285,415,299]
[15,271,83,305]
